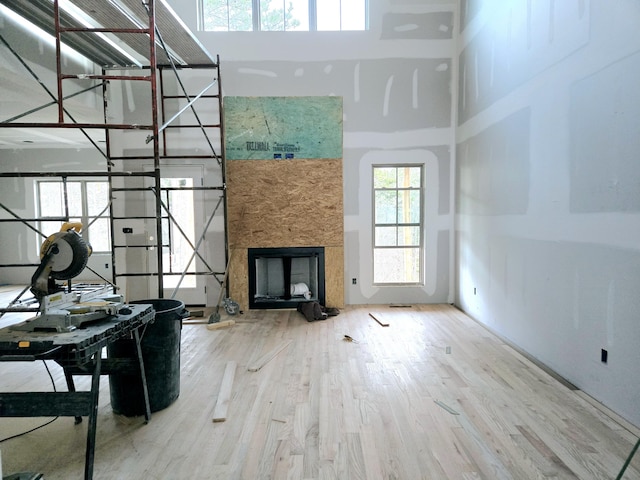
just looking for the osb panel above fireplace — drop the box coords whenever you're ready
[226,159,343,249]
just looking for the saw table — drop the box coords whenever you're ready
[0,303,155,480]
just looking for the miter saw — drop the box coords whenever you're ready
[15,222,124,333]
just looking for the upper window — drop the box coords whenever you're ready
[372,165,423,285]
[36,180,111,253]
[200,0,368,31]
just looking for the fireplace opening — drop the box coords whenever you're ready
[248,247,325,309]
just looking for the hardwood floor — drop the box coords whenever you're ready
[1,304,639,479]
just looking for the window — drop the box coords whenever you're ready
[373,165,423,284]
[160,177,196,289]
[36,180,111,253]
[200,0,368,31]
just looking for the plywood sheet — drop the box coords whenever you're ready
[228,248,248,312]
[226,159,343,249]
[325,246,344,308]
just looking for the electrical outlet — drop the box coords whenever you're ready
[352,278,357,285]
[601,349,608,364]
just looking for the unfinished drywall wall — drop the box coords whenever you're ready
[456,0,640,427]
[570,51,640,213]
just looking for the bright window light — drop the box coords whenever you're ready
[200,0,368,31]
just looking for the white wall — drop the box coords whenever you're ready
[456,0,640,427]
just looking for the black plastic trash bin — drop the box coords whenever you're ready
[108,299,188,416]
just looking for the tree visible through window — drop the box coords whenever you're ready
[373,165,423,284]
[200,0,367,31]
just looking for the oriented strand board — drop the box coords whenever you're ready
[325,246,344,308]
[226,159,343,249]
[228,248,248,312]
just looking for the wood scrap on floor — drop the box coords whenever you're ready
[206,319,235,330]
[247,340,292,372]
[368,312,390,327]
[212,361,237,423]
[434,399,460,415]
[184,308,212,325]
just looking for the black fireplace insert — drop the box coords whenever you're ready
[248,247,325,309]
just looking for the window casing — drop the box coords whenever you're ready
[199,0,368,32]
[372,165,423,285]
[36,180,111,254]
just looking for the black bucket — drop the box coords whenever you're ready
[108,299,188,416]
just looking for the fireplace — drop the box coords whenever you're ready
[248,247,325,309]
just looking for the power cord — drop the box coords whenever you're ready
[0,360,59,444]
[616,436,640,480]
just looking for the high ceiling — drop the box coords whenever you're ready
[0,0,216,67]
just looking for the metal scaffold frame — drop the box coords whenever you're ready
[0,0,227,314]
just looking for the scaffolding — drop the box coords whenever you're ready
[0,0,226,314]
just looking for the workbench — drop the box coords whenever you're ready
[0,303,155,480]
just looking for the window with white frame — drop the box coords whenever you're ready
[160,177,197,289]
[373,165,423,284]
[36,180,111,253]
[200,0,368,31]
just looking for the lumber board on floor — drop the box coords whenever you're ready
[206,319,236,330]
[247,340,292,372]
[212,361,237,422]
[368,311,390,327]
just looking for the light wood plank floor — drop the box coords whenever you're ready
[1,305,639,479]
